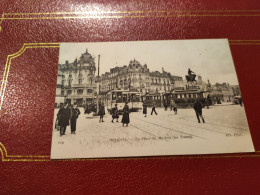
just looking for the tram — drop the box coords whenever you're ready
[141,92,162,107]
[142,90,211,108]
[106,89,142,113]
[165,90,211,108]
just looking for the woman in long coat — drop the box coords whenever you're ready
[121,102,130,126]
[70,104,81,134]
[143,103,147,117]
[98,102,105,122]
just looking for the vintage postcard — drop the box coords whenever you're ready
[51,39,255,159]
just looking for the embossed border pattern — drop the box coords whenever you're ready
[0,11,259,161]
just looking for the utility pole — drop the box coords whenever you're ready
[98,55,100,78]
[96,55,100,114]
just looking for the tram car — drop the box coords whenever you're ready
[142,92,162,107]
[142,90,211,108]
[106,89,142,113]
[168,90,211,108]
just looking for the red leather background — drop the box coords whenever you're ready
[1,0,260,194]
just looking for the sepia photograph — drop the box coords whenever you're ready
[51,39,255,159]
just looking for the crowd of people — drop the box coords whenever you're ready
[55,98,208,136]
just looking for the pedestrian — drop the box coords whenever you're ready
[206,98,209,109]
[57,102,71,136]
[111,104,119,123]
[84,103,91,114]
[151,103,158,115]
[193,99,205,123]
[143,103,147,117]
[122,102,130,126]
[170,99,174,111]
[98,102,105,122]
[70,103,81,134]
[55,104,63,131]
[239,97,243,107]
[164,100,168,111]
[171,99,177,114]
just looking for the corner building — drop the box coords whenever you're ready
[58,49,97,106]
[99,59,151,94]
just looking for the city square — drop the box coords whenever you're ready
[51,104,253,159]
[51,40,254,159]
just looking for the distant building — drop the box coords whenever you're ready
[230,85,241,96]
[210,82,234,102]
[197,75,208,90]
[169,75,185,90]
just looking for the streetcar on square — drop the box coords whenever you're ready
[142,89,211,108]
[106,89,142,113]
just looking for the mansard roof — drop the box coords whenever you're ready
[150,71,169,78]
[79,49,94,64]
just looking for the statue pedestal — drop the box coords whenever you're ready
[186,85,200,90]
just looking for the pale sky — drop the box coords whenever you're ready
[59,39,239,85]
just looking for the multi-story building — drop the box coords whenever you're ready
[149,70,172,93]
[99,60,188,96]
[55,70,65,107]
[99,59,151,94]
[58,49,97,106]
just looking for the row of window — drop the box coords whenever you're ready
[65,89,93,95]
[151,78,170,84]
[62,77,94,85]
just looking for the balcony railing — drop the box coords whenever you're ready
[73,84,95,87]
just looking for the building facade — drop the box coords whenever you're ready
[99,59,151,94]
[99,60,186,95]
[58,49,97,106]
[150,70,172,93]
[55,70,65,107]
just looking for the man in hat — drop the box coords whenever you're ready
[193,99,205,123]
[70,103,81,134]
[57,102,71,136]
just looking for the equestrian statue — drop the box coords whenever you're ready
[185,68,197,86]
